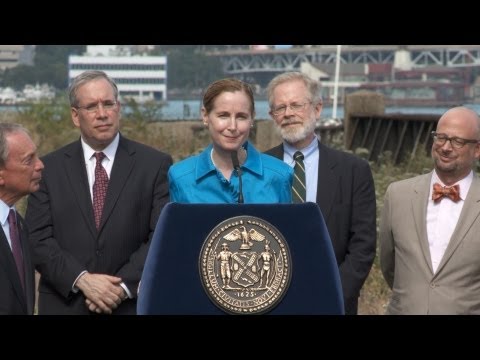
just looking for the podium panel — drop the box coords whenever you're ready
[138,202,344,315]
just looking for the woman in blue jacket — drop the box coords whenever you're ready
[169,78,292,204]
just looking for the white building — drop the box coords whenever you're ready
[69,46,167,103]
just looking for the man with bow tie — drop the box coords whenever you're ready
[380,106,480,314]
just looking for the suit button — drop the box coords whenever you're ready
[430,282,436,289]
[96,250,102,256]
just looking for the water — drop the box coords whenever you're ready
[162,100,333,120]
[158,101,480,120]
[3,100,480,120]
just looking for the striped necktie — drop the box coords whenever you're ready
[292,151,306,203]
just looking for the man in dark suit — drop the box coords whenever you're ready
[265,72,376,315]
[0,123,44,315]
[25,71,173,315]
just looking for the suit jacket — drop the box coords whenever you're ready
[266,141,377,314]
[25,135,172,315]
[0,214,35,315]
[380,172,480,314]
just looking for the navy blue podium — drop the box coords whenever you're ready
[137,202,344,315]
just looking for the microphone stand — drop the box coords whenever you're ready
[237,167,244,204]
[231,151,244,204]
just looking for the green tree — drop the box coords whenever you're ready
[0,45,86,90]
[153,45,223,89]
[1,65,38,89]
[34,45,86,89]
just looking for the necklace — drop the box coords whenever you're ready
[210,147,247,168]
[238,147,247,163]
[210,149,218,168]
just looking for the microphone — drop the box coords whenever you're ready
[231,150,244,204]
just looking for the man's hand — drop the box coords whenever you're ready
[75,272,125,314]
[85,286,127,314]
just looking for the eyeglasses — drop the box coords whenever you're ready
[270,101,312,117]
[75,100,118,113]
[431,131,479,149]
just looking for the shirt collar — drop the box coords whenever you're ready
[195,141,262,180]
[242,141,262,176]
[81,133,120,163]
[0,200,15,226]
[283,137,318,164]
[196,144,216,180]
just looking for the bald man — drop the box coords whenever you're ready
[380,106,480,314]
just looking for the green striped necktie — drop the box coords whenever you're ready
[292,151,306,203]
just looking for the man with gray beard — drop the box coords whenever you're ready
[265,72,376,315]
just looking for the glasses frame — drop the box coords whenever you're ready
[74,100,118,114]
[431,131,479,149]
[270,101,312,117]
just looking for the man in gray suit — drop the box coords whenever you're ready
[380,106,480,314]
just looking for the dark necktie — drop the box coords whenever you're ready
[8,209,25,291]
[292,151,306,203]
[432,182,460,203]
[93,152,109,229]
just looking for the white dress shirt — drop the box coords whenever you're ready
[81,134,119,201]
[427,170,473,273]
[0,200,16,250]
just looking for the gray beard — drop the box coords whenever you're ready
[275,118,317,144]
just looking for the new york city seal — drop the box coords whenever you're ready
[199,216,292,314]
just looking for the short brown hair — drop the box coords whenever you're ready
[202,78,255,116]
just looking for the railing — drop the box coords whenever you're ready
[345,113,440,164]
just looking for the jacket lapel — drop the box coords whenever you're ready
[266,144,284,159]
[435,174,480,275]
[98,136,135,235]
[267,141,337,220]
[63,140,97,238]
[412,172,434,274]
[316,142,337,221]
[0,226,27,311]
[18,217,34,313]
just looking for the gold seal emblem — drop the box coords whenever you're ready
[199,216,292,314]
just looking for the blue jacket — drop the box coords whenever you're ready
[169,141,292,204]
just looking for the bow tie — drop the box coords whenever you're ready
[432,183,460,203]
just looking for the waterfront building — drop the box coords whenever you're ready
[68,46,167,103]
[0,45,35,70]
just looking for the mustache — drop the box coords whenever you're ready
[438,148,452,156]
[280,119,301,126]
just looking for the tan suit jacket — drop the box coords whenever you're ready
[380,171,480,314]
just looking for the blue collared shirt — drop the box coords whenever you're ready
[169,141,293,204]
